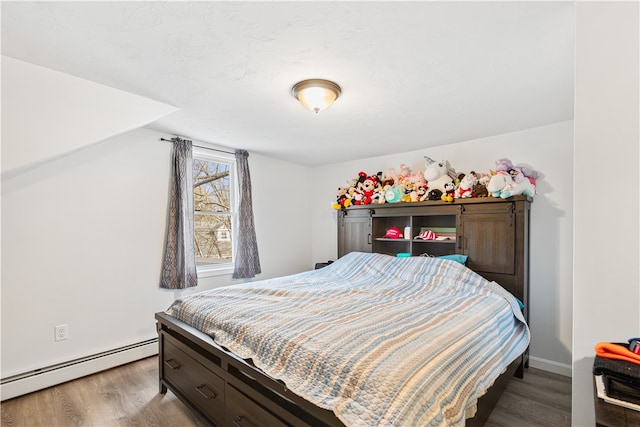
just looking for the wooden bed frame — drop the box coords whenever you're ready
[156,311,523,427]
[156,197,530,426]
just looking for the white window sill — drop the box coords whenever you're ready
[197,265,234,278]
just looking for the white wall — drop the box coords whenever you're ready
[573,2,640,426]
[311,120,574,375]
[1,55,313,385]
[1,127,311,380]
[240,152,314,278]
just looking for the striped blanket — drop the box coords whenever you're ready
[166,252,529,427]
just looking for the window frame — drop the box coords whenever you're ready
[192,146,236,278]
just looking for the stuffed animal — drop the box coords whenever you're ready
[408,182,428,202]
[352,171,367,191]
[362,175,379,204]
[501,169,536,198]
[349,186,364,205]
[380,168,397,187]
[415,184,429,201]
[455,171,478,199]
[332,187,352,209]
[487,171,509,197]
[494,158,515,173]
[441,181,456,202]
[374,184,388,204]
[407,170,427,189]
[494,158,539,186]
[353,174,379,205]
[385,185,405,203]
[424,156,454,193]
[474,173,490,197]
[487,170,536,198]
[391,182,411,203]
[426,189,443,201]
[477,173,491,196]
[395,164,411,185]
[518,165,539,186]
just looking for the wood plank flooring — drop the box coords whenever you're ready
[1,356,571,426]
[484,367,572,427]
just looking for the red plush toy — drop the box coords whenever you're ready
[355,174,379,205]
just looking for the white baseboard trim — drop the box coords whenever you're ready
[1,339,158,401]
[529,356,572,377]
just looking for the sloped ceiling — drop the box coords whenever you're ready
[1,1,575,166]
[1,57,178,175]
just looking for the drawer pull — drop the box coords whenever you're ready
[164,359,180,370]
[233,415,256,427]
[195,384,217,400]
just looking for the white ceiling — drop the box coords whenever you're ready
[1,1,575,167]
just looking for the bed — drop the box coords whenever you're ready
[156,251,529,427]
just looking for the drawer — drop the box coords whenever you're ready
[225,384,288,427]
[163,338,225,423]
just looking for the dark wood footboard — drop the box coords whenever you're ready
[156,311,523,427]
[157,312,343,427]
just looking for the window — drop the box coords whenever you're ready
[192,148,235,275]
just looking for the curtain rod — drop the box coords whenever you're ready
[160,137,235,155]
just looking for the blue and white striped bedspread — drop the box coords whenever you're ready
[166,252,530,427]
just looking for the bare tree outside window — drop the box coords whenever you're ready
[193,158,232,266]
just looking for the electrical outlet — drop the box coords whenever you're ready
[54,324,69,342]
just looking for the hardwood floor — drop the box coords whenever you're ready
[1,356,571,426]
[485,367,572,427]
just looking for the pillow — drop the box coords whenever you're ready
[436,254,468,265]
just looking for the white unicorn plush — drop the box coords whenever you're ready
[487,170,536,198]
[423,157,454,193]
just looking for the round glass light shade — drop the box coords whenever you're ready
[291,79,341,113]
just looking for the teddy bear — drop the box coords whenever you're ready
[473,173,490,197]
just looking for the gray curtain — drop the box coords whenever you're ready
[160,138,198,289]
[233,150,261,279]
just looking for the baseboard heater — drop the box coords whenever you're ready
[1,338,158,401]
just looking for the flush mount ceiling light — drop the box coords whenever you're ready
[291,79,341,113]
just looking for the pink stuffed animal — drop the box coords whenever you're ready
[395,164,411,185]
